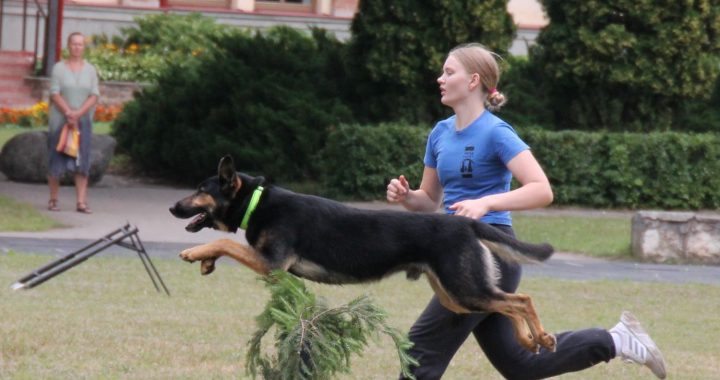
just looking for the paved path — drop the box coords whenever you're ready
[2,174,719,285]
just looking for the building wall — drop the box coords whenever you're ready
[331,0,357,18]
[1,0,546,55]
[0,0,353,52]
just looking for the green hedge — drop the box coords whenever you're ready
[320,124,720,209]
[524,129,720,209]
[319,124,428,200]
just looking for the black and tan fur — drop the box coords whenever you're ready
[170,155,557,353]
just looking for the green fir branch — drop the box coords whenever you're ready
[246,271,418,380]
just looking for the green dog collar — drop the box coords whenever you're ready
[240,186,264,230]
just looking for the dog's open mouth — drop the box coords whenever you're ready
[186,212,210,232]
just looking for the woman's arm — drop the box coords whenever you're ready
[52,64,99,123]
[52,94,97,125]
[449,150,553,219]
[387,166,443,212]
[51,93,72,116]
[51,93,81,126]
[73,94,98,118]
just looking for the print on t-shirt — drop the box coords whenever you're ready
[461,145,474,178]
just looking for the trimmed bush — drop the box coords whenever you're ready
[524,129,720,209]
[320,124,429,200]
[113,27,352,184]
[320,124,720,209]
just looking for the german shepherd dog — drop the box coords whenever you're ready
[170,156,557,353]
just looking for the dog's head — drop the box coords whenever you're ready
[169,155,256,233]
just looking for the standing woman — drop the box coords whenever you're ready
[386,43,666,379]
[47,32,99,213]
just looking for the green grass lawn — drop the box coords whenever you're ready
[0,125,43,148]
[514,214,632,258]
[1,253,717,379]
[0,122,113,232]
[0,122,112,148]
[0,194,634,257]
[0,195,63,231]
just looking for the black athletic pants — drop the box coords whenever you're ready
[400,225,615,380]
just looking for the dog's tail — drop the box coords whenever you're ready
[472,221,554,264]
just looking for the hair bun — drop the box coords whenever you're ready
[486,90,507,111]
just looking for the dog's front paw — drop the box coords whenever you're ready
[179,248,199,263]
[180,247,218,275]
[201,258,216,275]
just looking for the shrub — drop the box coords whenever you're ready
[345,0,515,124]
[113,27,352,184]
[85,44,165,82]
[532,0,720,131]
[85,13,240,82]
[494,56,553,128]
[319,123,720,209]
[523,128,720,209]
[673,75,720,132]
[319,124,429,200]
[121,13,236,55]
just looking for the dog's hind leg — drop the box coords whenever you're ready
[424,270,472,314]
[485,293,557,353]
[180,238,269,276]
[434,282,556,353]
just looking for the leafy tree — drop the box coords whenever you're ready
[494,56,554,127]
[674,72,720,132]
[346,0,516,124]
[532,0,720,131]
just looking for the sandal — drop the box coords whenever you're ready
[76,202,93,214]
[48,199,60,211]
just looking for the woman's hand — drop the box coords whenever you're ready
[65,109,79,124]
[387,175,410,203]
[449,198,492,220]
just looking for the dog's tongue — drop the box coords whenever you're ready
[186,213,206,232]
[191,213,205,224]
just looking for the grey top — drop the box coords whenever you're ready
[48,60,100,132]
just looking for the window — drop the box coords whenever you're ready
[168,0,230,8]
[261,0,311,3]
[256,0,314,12]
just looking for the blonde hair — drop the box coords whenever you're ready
[449,43,507,111]
[66,32,84,47]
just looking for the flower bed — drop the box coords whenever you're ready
[0,102,122,127]
[0,102,48,127]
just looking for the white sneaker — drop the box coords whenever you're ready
[610,311,667,379]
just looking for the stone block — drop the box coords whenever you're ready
[0,131,116,185]
[632,211,720,264]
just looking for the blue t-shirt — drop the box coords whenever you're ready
[423,111,529,225]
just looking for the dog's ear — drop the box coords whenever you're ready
[218,155,240,194]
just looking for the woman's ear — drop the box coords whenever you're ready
[469,73,481,90]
